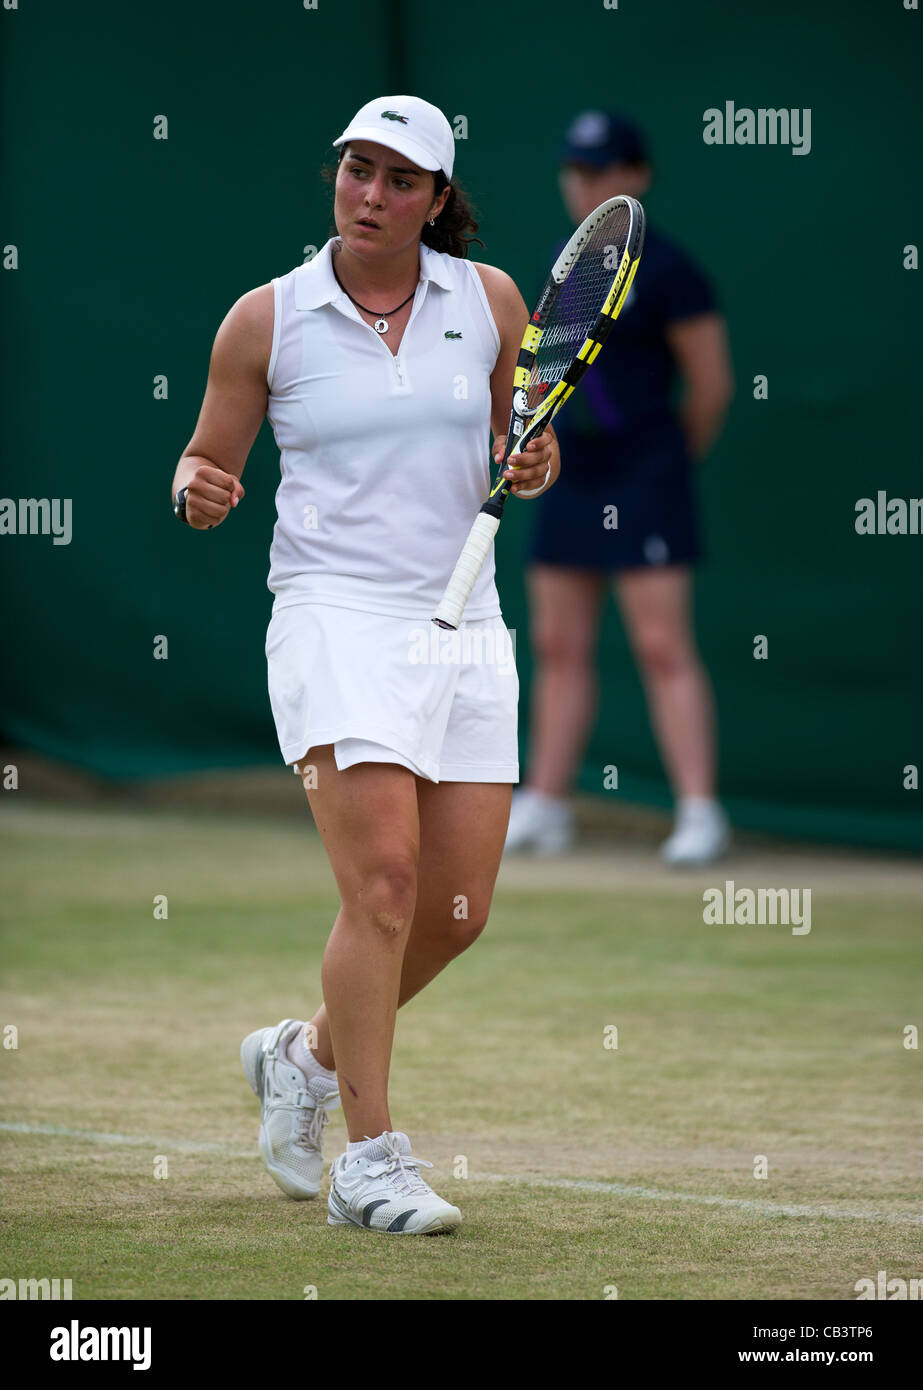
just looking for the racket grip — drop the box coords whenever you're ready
[432,512,501,630]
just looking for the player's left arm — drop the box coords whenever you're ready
[665,312,735,461]
[475,262,560,498]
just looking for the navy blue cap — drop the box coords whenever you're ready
[558,110,648,168]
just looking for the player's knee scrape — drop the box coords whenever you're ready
[373,908,410,935]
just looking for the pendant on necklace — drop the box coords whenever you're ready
[374,318,389,334]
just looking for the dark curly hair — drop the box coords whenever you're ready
[323,146,484,259]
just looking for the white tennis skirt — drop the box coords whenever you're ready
[265,601,520,783]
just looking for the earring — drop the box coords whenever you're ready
[429,218,436,226]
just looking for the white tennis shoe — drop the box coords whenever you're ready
[504,787,575,854]
[328,1131,461,1234]
[240,1018,341,1200]
[660,799,731,867]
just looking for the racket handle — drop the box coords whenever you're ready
[432,512,501,630]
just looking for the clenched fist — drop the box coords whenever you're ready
[184,464,245,530]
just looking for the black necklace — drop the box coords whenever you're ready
[331,254,417,334]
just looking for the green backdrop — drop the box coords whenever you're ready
[1,0,920,850]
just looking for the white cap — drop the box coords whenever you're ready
[332,95,455,179]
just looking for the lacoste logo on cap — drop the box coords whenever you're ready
[381,110,409,124]
[569,111,609,146]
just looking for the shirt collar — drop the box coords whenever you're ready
[294,236,453,311]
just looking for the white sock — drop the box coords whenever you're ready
[346,1136,385,1163]
[677,796,719,814]
[525,785,568,808]
[285,1023,337,1085]
[345,1132,394,1162]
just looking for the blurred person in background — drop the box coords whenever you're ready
[506,111,734,865]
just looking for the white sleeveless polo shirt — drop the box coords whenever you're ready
[265,237,503,621]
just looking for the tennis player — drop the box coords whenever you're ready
[506,111,734,865]
[170,96,557,1234]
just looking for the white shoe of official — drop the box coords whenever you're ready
[328,1131,462,1235]
[240,1018,341,1200]
[504,787,575,854]
[660,799,731,867]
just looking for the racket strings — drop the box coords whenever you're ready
[528,206,633,409]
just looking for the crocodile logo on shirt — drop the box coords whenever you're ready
[381,110,409,124]
[444,330,463,339]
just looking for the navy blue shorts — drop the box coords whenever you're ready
[526,419,703,572]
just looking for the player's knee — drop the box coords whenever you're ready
[634,632,695,680]
[534,623,594,668]
[361,861,418,937]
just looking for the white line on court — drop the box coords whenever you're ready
[475,1172,923,1225]
[0,1121,256,1159]
[3,1120,921,1225]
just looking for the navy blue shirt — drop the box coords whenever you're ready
[549,223,717,443]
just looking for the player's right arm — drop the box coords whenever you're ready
[171,283,274,530]
[665,312,734,461]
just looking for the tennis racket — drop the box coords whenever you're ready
[432,194,645,630]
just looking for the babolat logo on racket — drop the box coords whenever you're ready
[444,330,463,339]
[532,285,555,322]
[381,110,409,124]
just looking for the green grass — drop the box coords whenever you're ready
[1,803,921,1299]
